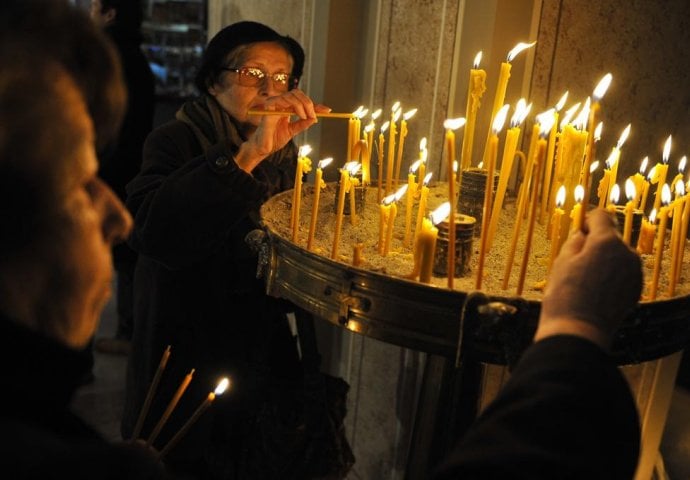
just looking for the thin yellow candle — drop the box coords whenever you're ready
[385,104,401,195]
[307,158,333,251]
[548,101,581,223]
[674,186,690,284]
[670,156,687,199]
[445,117,466,288]
[630,157,649,210]
[649,184,672,300]
[597,163,613,208]
[476,104,509,289]
[623,178,637,245]
[394,108,417,189]
[414,172,433,247]
[516,135,546,295]
[383,185,407,256]
[481,42,536,167]
[157,378,230,460]
[291,145,312,243]
[131,345,171,441]
[404,160,422,247]
[668,179,685,296]
[569,185,585,233]
[488,99,530,250]
[352,242,364,267]
[146,368,195,447]
[606,124,631,196]
[347,116,355,164]
[417,138,428,195]
[637,209,657,254]
[377,122,389,203]
[460,52,487,173]
[418,203,449,283]
[348,164,362,226]
[331,163,353,260]
[607,184,620,213]
[582,74,612,207]
[540,92,568,223]
[652,135,672,213]
[248,109,359,119]
[548,186,567,273]
[361,123,375,184]
[378,199,390,255]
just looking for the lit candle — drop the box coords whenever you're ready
[157,378,230,459]
[352,242,364,267]
[291,145,312,243]
[386,104,401,195]
[146,368,195,447]
[332,162,355,260]
[630,157,649,211]
[131,345,171,441]
[674,185,690,284]
[416,137,428,195]
[623,178,637,245]
[548,186,567,273]
[404,159,422,247]
[516,129,547,295]
[569,185,585,233]
[377,121,389,203]
[460,51,487,173]
[488,99,530,250]
[637,209,657,254]
[540,93,569,223]
[481,42,536,167]
[418,203,450,283]
[445,117,467,288]
[414,172,433,247]
[548,101,581,221]
[668,179,685,296]
[307,158,333,251]
[597,151,614,208]
[361,123,375,184]
[652,135,672,213]
[649,184,672,300]
[606,124,631,197]
[394,108,417,189]
[607,184,620,213]
[670,156,687,198]
[640,164,655,213]
[378,197,390,255]
[382,185,407,256]
[582,73,612,207]
[476,104,510,289]
[348,163,362,225]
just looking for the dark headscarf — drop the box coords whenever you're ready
[194,21,305,93]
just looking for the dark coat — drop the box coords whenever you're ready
[433,335,641,479]
[122,118,302,478]
[0,314,171,479]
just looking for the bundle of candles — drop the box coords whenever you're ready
[128,345,231,460]
[254,42,689,301]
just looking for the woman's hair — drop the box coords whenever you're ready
[194,21,305,94]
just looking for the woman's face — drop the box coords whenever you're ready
[208,42,294,135]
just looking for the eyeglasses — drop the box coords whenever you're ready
[222,66,298,92]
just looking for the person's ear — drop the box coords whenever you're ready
[103,7,116,26]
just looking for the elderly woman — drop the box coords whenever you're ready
[122,21,330,479]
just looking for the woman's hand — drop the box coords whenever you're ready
[235,89,330,173]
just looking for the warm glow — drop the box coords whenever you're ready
[560,102,581,130]
[556,185,566,207]
[382,193,396,206]
[675,178,685,197]
[430,202,451,225]
[444,117,467,131]
[473,51,482,69]
[423,172,433,185]
[364,122,375,134]
[590,160,600,173]
[352,105,366,117]
[649,208,657,224]
[394,184,408,201]
[573,98,590,130]
[594,122,603,141]
[492,104,510,133]
[298,145,312,157]
[391,101,401,113]
[344,161,361,175]
[507,41,536,62]
[380,121,390,133]
[371,108,382,121]
[453,160,458,173]
[403,108,418,121]
[625,178,636,201]
[392,108,402,123]
[593,73,613,101]
[678,155,687,173]
[609,184,620,204]
[617,124,631,149]
[663,135,672,164]
[215,378,230,395]
[661,183,672,205]
[574,185,585,203]
[605,149,618,169]
[410,159,422,173]
[538,110,556,137]
[555,91,569,111]
[510,99,530,127]
[639,157,649,174]
[318,157,333,169]
[647,164,657,181]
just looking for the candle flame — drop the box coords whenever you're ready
[510,99,530,127]
[215,377,230,395]
[403,108,418,121]
[661,183,672,206]
[419,137,427,151]
[609,184,620,205]
[453,160,458,173]
[371,108,382,120]
[492,104,510,133]
[592,73,613,101]
[318,157,334,169]
[560,102,581,130]
[382,193,396,206]
[574,184,585,203]
[639,156,649,174]
[573,98,590,130]
[444,117,466,131]
[590,160,600,173]
[555,91,569,111]
[393,108,402,123]
[298,144,312,157]
[647,164,657,181]
[477,161,484,169]
[594,122,603,141]
[616,124,631,149]
[473,51,482,69]
[430,201,451,225]
[605,149,618,170]
[507,41,536,62]
[676,178,685,197]
[678,155,687,174]
[391,101,400,113]
[538,110,555,137]
[649,208,657,224]
[380,121,390,133]
[352,105,366,117]
[625,178,636,201]
[556,185,566,207]
[364,122,375,134]
[344,161,361,175]
[410,159,422,173]
[394,184,408,201]
[662,135,672,164]
[423,172,433,185]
